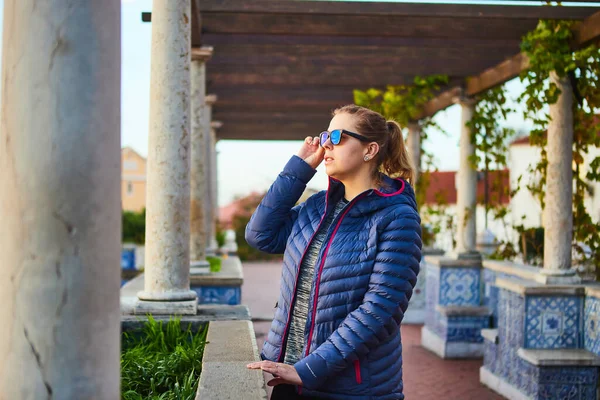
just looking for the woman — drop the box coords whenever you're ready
[246,105,422,399]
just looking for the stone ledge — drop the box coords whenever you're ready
[190,256,243,287]
[586,285,600,299]
[482,260,541,281]
[196,320,267,400]
[121,304,251,331]
[495,278,586,296]
[481,329,499,344]
[517,348,600,367]
[203,320,259,362]
[435,305,491,317]
[483,260,582,285]
[424,255,482,268]
[196,362,267,400]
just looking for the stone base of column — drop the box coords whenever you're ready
[457,250,482,261]
[206,238,219,256]
[537,268,581,284]
[136,289,198,315]
[191,260,211,275]
[134,299,198,315]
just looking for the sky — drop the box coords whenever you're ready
[1,0,596,206]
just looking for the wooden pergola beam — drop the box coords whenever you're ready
[420,10,600,119]
[197,1,597,19]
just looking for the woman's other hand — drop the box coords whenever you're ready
[246,360,303,386]
[297,136,324,169]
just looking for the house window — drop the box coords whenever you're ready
[127,182,133,196]
[124,160,137,171]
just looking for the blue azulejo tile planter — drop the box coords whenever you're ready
[481,276,600,400]
[421,255,491,358]
[190,256,243,306]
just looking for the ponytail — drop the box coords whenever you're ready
[381,120,415,184]
[332,105,415,185]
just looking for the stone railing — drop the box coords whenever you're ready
[196,320,267,400]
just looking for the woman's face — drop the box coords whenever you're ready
[323,113,370,180]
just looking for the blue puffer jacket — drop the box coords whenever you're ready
[245,155,422,399]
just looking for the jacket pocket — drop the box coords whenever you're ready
[354,359,362,384]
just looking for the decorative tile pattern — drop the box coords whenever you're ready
[483,340,499,375]
[537,366,598,400]
[425,264,441,333]
[193,286,241,305]
[439,268,480,306]
[525,296,582,349]
[486,287,597,400]
[408,260,427,310]
[445,315,488,343]
[584,296,600,355]
[483,269,504,328]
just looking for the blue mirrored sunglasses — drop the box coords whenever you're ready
[319,129,370,147]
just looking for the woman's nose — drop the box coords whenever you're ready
[322,138,333,150]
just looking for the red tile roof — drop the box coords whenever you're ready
[423,170,510,205]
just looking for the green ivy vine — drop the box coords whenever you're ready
[519,19,600,278]
[466,86,518,261]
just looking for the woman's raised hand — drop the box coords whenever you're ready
[297,136,324,169]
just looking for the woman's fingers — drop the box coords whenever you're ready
[267,378,287,387]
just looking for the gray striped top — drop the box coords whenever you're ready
[283,198,349,365]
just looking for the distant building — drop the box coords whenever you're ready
[121,147,147,212]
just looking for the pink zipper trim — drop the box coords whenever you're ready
[354,360,362,384]
[277,180,331,362]
[304,192,368,358]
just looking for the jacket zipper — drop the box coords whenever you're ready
[277,186,331,362]
[303,192,369,358]
[354,360,362,384]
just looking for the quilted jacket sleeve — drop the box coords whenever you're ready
[244,155,317,254]
[294,211,422,390]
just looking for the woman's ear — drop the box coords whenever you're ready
[367,142,380,158]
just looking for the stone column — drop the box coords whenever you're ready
[204,95,219,256]
[454,97,479,257]
[0,1,121,397]
[407,122,421,185]
[190,47,213,271]
[211,120,223,253]
[136,0,197,314]
[542,72,577,282]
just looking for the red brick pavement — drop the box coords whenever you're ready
[242,261,503,400]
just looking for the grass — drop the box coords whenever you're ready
[121,316,208,400]
[206,256,222,273]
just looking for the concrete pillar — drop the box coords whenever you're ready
[210,120,223,253]
[0,1,121,397]
[542,71,576,281]
[204,95,219,255]
[190,47,213,271]
[407,122,421,185]
[454,97,479,256]
[136,0,197,314]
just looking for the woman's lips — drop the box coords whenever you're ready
[324,157,334,165]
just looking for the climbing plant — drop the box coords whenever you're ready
[466,86,519,261]
[518,19,600,278]
[354,75,453,248]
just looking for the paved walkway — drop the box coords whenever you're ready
[242,260,503,400]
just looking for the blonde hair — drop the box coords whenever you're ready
[332,105,415,184]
